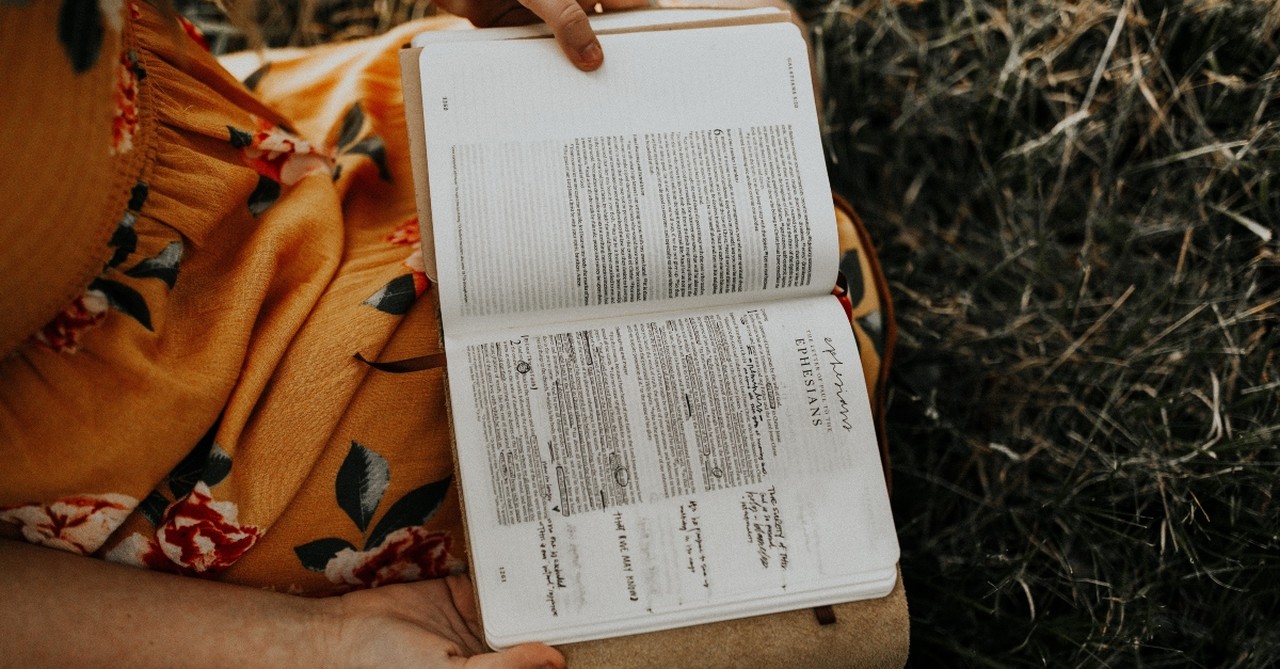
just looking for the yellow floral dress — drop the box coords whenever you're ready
[0,0,893,596]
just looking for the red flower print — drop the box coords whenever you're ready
[155,482,261,574]
[104,532,195,575]
[177,15,210,52]
[0,493,137,555]
[386,218,431,296]
[240,120,333,186]
[385,219,421,246]
[111,50,140,155]
[30,289,110,353]
[323,526,455,588]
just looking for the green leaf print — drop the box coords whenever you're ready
[90,278,152,330]
[107,213,138,269]
[243,63,270,91]
[294,538,357,572]
[125,241,184,288]
[838,249,865,308]
[362,274,418,315]
[58,0,104,74]
[858,311,886,358]
[336,102,366,152]
[168,421,228,498]
[336,442,390,533]
[227,126,254,149]
[345,136,391,182]
[203,443,232,488]
[365,477,451,551]
[138,490,169,526]
[248,175,280,216]
[128,181,149,211]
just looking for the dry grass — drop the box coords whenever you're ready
[795,0,1280,665]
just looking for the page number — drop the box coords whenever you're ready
[441,97,449,111]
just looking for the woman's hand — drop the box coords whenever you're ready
[0,539,562,669]
[432,0,649,70]
[325,573,565,669]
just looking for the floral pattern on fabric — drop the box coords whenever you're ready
[155,481,261,573]
[324,526,454,588]
[331,101,391,183]
[28,0,149,351]
[27,181,185,353]
[176,14,209,52]
[57,0,107,73]
[837,244,888,358]
[31,290,110,353]
[0,493,137,555]
[104,531,189,573]
[110,48,143,155]
[293,442,457,588]
[229,119,333,187]
[106,427,259,576]
[387,218,430,295]
[363,218,431,314]
[227,119,333,217]
[832,247,869,323]
[105,484,260,576]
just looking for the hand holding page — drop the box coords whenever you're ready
[409,9,900,650]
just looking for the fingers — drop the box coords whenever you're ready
[519,0,604,70]
[460,643,566,669]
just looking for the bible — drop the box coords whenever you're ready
[399,6,902,657]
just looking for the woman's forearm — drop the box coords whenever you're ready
[0,539,335,668]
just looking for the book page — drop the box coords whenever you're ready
[448,295,899,647]
[419,22,837,336]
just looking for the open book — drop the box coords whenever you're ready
[403,7,899,649]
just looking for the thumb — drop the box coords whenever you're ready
[460,642,566,669]
[519,0,604,70]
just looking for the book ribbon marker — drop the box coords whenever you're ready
[353,351,447,373]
